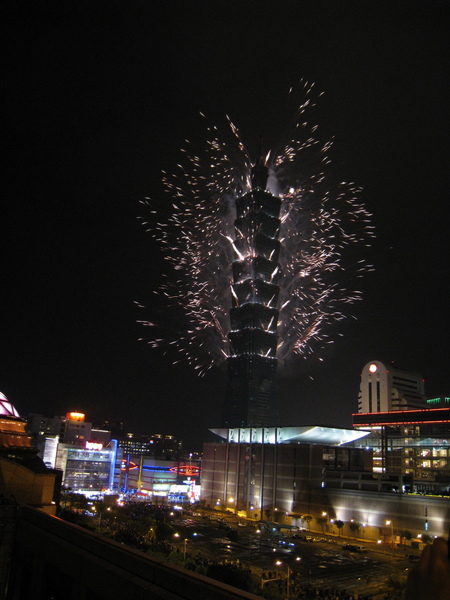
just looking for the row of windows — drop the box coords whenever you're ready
[367,381,381,412]
[392,375,422,386]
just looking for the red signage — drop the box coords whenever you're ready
[169,465,201,476]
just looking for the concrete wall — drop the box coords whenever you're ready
[322,488,450,540]
[5,507,260,600]
[0,457,58,514]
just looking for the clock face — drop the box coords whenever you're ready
[369,363,378,373]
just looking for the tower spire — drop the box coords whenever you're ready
[251,137,269,190]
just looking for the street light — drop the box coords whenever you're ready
[256,528,262,555]
[275,560,294,600]
[173,532,184,556]
[183,538,188,560]
[321,511,328,533]
[386,520,394,545]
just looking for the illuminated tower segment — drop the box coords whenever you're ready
[223,159,281,427]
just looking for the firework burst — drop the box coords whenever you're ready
[138,82,375,375]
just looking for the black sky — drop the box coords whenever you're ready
[2,1,449,451]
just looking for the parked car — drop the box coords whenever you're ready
[342,543,367,553]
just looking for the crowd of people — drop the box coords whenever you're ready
[261,578,372,600]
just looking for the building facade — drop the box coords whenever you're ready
[27,412,120,495]
[201,426,370,516]
[353,407,450,492]
[357,360,427,414]
[201,425,449,539]
[54,440,120,494]
[120,455,201,504]
[353,359,450,491]
[28,411,93,447]
[118,432,182,459]
[28,411,198,501]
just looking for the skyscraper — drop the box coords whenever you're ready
[222,159,281,427]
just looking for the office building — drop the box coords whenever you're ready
[357,360,427,414]
[28,411,120,495]
[118,432,182,459]
[353,360,450,491]
[353,406,450,491]
[223,159,281,428]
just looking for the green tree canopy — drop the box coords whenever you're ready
[348,521,361,537]
[335,519,344,536]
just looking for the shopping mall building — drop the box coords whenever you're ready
[201,360,450,541]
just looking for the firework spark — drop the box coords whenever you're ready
[138,82,375,375]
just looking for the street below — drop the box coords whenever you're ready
[174,512,416,598]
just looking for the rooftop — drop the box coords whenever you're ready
[210,425,370,446]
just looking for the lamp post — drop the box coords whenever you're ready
[256,528,262,556]
[386,520,394,545]
[174,532,187,559]
[275,559,300,600]
[386,520,394,568]
[321,511,328,534]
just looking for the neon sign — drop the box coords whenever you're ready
[121,460,138,471]
[85,441,103,451]
[120,462,201,476]
[68,412,85,421]
[169,465,201,476]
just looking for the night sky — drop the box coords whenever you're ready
[2,1,449,451]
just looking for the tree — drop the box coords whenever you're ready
[400,530,412,545]
[111,502,157,549]
[302,515,313,530]
[316,516,328,533]
[167,549,186,566]
[387,573,407,597]
[155,521,175,542]
[264,508,272,521]
[348,521,361,538]
[58,508,94,529]
[335,519,344,537]
[93,500,109,527]
[60,492,88,511]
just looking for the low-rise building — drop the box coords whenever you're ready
[0,392,61,513]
